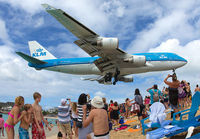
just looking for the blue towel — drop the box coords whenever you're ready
[146,125,182,139]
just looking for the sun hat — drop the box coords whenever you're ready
[91,96,104,109]
[61,98,66,105]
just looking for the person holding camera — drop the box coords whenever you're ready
[164,73,180,118]
[58,98,72,139]
[82,96,109,139]
[147,84,162,105]
[77,93,93,139]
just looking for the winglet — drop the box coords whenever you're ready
[41,4,56,11]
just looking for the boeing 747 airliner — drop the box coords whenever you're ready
[16,4,187,85]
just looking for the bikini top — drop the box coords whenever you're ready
[8,112,21,119]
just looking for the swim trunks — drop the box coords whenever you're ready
[32,121,46,139]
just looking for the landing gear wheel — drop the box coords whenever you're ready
[105,73,112,82]
[113,69,120,85]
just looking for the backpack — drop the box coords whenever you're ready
[153,90,159,102]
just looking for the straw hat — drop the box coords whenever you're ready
[91,96,104,109]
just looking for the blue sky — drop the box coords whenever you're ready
[0,0,200,110]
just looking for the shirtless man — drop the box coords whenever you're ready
[32,92,51,139]
[164,74,180,118]
[82,96,109,139]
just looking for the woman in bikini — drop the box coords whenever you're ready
[4,96,25,139]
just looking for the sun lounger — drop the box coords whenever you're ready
[146,125,182,139]
[147,91,200,138]
[188,132,200,139]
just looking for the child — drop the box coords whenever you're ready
[19,104,33,139]
[32,92,51,139]
[0,114,4,137]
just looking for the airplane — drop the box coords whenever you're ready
[16,4,187,85]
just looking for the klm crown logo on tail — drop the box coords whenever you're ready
[32,48,47,57]
[29,41,56,60]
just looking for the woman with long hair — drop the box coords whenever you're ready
[134,88,144,127]
[4,96,25,139]
[77,93,92,139]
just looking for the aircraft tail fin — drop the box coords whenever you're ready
[28,41,56,60]
[16,52,47,65]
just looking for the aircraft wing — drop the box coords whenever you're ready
[42,4,98,40]
[42,4,137,74]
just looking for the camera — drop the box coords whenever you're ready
[86,103,91,111]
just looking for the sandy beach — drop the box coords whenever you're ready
[1,107,199,139]
[46,107,200,139]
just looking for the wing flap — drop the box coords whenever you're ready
[16,52,47,65]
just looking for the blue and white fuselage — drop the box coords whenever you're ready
[16,4,188,85]
[28,52,187,75]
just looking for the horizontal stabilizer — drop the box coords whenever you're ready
[16,52,47,65]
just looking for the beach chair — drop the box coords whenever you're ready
[188,132,200,139]
[164,91,200,137]
[141,115,171,135]
[146,91,200,138]
[141,106,172,135]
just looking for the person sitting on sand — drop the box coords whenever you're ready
[82,96,109,139]
[0,114,4,137]
[58,98,72,139]
[32,92,51,139]
[148,96,166,127]
[5,96,25,139]
[19,104,33,139]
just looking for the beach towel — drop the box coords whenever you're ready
[146,125,182,139]
[127,128,141,133]
[148,102,166,127]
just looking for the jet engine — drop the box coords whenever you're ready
[124,55,146,66]
[96,37,119,49]
[118,75,134,82]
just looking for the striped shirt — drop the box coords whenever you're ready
[77,104,89,122]
[58,105,71,124]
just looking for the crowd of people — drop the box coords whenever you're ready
[1,73,198,139]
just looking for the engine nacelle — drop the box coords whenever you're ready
[119,75,134,83]
[97,37,119,49]
[124,55,146,66]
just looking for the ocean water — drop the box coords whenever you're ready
[2,113,20,132]
[1,113,59,138]
[2,113,57,132]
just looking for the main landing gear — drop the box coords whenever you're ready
[104,69,120,85]
[113,69,120,85]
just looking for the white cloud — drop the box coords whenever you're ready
[0,19,13,45]
[149,39,200,90]
[94,91,106,97]
[34,17,44,28]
